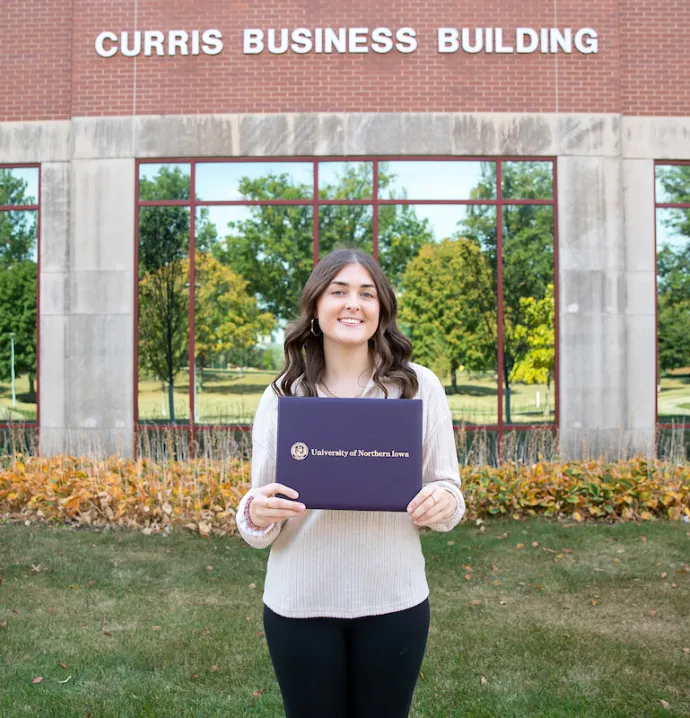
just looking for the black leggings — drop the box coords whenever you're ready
[263,598,430,718]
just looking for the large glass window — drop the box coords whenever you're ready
[655,162,690,457]
[0,166,39,452]
[136,159,557,453]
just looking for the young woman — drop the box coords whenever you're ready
[236,248,466,718]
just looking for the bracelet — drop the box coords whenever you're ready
[243,494,264,531]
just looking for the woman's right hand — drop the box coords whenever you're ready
[249,483,306,528]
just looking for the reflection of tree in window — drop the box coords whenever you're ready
[0,170,38,411]
[462,161,554,424]
[138,165,283,423]
[193,251,275,389]
[510,284,555,417]
[210,174,313,323]
[657,165,690,424]
[319,204,374,256]
[502,205,554,423]
[377,205,433,288]
[210,164,430,322]
[138,167,196,423]
[399,239,496,397]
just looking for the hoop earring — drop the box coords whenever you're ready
[310,318,322,337]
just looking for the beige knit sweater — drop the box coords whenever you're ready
[236,362,466,618]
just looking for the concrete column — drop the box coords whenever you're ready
[622,159,656,454]
[558,155,627,458]
[39,162,70,455]
[64,158,135,456]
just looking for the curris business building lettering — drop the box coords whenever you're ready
[1,0,689,460]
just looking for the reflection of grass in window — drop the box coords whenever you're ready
[439,372,498,425]
[138,368,274,425]
[504,383,556,424]
[0,376,37,421]
[657,376,690,421]
[195,369,274,424]
[138,371,190,422]
[138,368,556,427]
[439,372,554,425]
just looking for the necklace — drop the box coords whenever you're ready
[320,381,366,399]
[320,365,373,399]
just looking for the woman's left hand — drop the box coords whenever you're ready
[407,485,458,527]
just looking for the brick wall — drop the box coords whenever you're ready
[0,0,72,121]
[1,0,687,121]
[620,0,690,116]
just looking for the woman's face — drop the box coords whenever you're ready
[315,263,381,349]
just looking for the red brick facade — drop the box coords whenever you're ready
[1,0,688,122]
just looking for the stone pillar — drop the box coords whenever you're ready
[39,162,70,455]
[558,155,628,458]
[63,158,135,456]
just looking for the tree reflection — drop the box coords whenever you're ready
[138,166,279,422]
[510,284,555,417]
[194,251,275,383]
[399,238,496,392]
[462,163,554,423]
[137,160,557,429]
[138,254,189,422]
[210,177,313,323]
[656,166,690,424]
[211,164,432,323]
[0,171,37,409]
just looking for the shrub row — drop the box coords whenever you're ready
[0,456,688,535]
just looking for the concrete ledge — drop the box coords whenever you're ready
[346,113,453,155]
[0,112,626,162]
[197,114,240,156]
[557,114,620,157]
[294,114,345,156]
[7,113,690,162]
[73,117,136,160]
[135,115,210,158]
[622,117,690,159]
[0,121,71,163]
[453,113,557,156]
[238,114,292,156]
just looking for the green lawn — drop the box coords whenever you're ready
[137,368,555,427]
[1,519,688,717]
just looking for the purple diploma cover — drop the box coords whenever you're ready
[276,396,423,511]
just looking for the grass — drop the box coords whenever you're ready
[1,518,688,717]
[136,368,556,427]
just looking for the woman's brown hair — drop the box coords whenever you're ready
[271,248,419,399]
